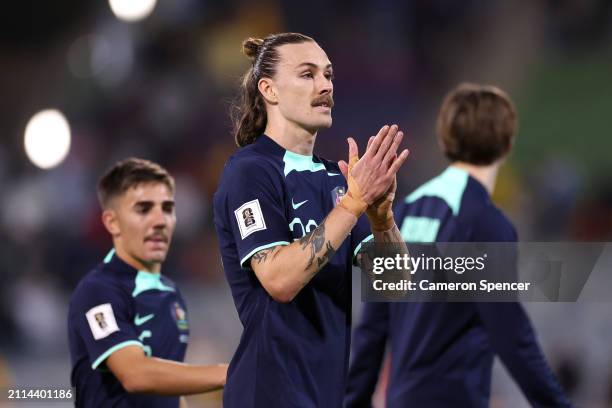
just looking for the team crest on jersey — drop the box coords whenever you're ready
[331,186,347,207]
[172,302,189,331]
[86,303,119,340]
[234,199,266,239]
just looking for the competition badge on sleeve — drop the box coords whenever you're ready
[234,199,267,239]
[85,303,119,340]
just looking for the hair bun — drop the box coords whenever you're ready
[242,38,264,61]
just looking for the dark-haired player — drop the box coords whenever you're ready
[213,33,410,407]
[346,83,572,407]
[68,158,227,408]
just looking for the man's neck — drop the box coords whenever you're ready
[264,117,317,156]
[114,244,161,274]
[450,161,501,196]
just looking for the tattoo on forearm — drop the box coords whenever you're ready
[252,247,277,264]
[298,219,335,270]
[372,225,412,295]
[317,241,336,268]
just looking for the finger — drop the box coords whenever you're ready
[382,131,404,168]
[338,160,348,179]
[386,148,410,176]
[347,137,359,165]
[374,124,398,163]
[366,136,375,151]
[362,125,389,160]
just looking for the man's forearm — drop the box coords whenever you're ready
[251,205,358,302]
[132,359,226,395]
[370,223,412,294]
[372,223,404,246]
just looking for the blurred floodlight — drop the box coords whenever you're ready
[24,109,71,169]
[108,0,157,22]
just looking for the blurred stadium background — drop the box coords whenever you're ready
[1,0,611,407]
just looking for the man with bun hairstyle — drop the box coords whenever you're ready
[346,83,572,407]
[213,33,410,407]
[68,158,227,408]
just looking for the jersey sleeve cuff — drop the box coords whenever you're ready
[353,234,374,260]
[91,340,144,370]
[240,241,291,268]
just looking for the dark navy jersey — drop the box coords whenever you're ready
[346,167,570,408]
[68,249,189,408]
[213,135,372,408]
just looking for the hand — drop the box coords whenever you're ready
[364,134,398,231]
[338,125,409,219]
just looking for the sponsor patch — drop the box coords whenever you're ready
[86,303,119,340]
[234,199,266,239]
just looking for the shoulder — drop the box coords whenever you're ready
[470,202,517,242]
[227,144,282,172]
[69,265,130,311]
[220,148,283,184]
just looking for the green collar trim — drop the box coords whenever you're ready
[283,150,326,177]
[132,270,175,297]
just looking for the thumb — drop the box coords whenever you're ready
[338,160,348,179]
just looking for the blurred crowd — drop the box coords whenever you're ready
[1,0,611,406]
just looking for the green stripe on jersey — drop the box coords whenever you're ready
[91,340,144,370]
[283,150,326,177]
[400,216,441,243]
[405,166,469,216]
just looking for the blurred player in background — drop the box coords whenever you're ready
[346,83,572,407]
[68,158,227,408]
[213,33,410,407]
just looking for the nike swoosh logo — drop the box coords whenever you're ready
[291,199,308,210]
[327,172,340,176]
[134,313,155,326]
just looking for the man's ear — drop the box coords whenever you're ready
[258,78,278,104]
[101,209,120,237]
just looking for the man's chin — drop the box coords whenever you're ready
[144,252,167,264]
[320,119,333,128]
[309,118,333,130]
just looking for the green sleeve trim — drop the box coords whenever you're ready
[91,340,144,370]
[353,234,374,258]
[240,241,290,268]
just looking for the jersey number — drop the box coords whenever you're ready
[289,217,318,238]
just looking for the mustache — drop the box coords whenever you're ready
[144,233,169,243]
[311,94,334,108]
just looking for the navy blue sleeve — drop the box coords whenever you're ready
[474,208,572,407]
[345,302,389,407]
[351,214,373,262]
[69,280,143,370]
[476,303,572,407]
[223,158,292,268]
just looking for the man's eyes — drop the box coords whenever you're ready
[300,71,334,80]
[134,203,174,214]
[135,204,153,214]
[162,203,175,213]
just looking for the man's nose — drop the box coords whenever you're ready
[151,207,167,227]
[317,74,332,94]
